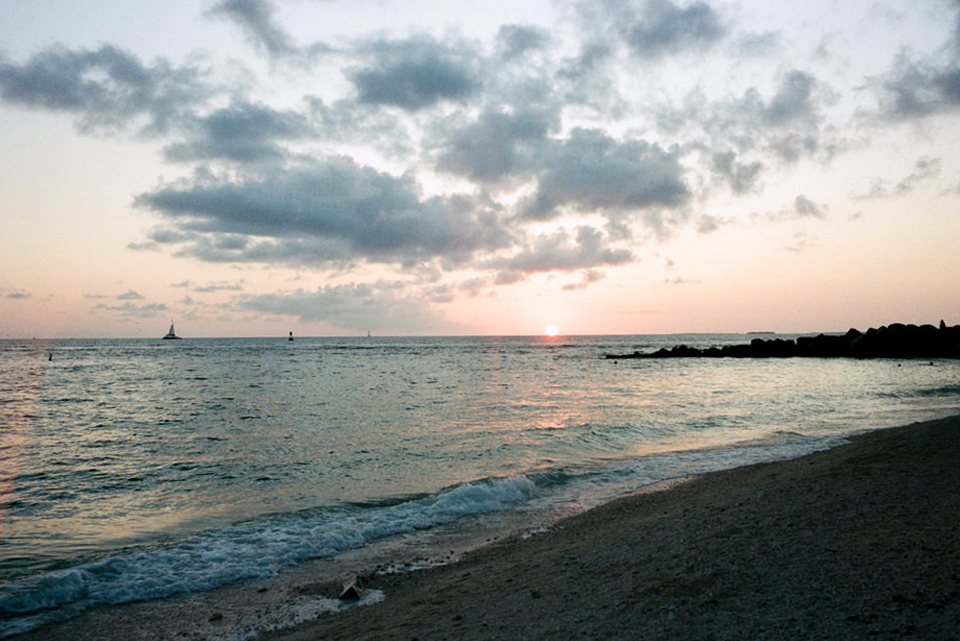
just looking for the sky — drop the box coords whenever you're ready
[1,0,959,338]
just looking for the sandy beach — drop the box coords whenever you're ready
[15,414,960,640]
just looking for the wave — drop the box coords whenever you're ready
[0,475,541,637]
[877,384,960,399]
[0,429,862,638]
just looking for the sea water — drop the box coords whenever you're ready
[1,335,958,637]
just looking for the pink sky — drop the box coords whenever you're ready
[2,0,959,337]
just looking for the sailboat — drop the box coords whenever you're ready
[162,321,182,340]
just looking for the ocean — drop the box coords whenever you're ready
[1,334,959,638]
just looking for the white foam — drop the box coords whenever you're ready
[209,589,386,641]
[0,476,538,637]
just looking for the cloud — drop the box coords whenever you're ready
[10,0,945,335]
[853,156,942,199]
[664,276,699,285]
[191,280,246,293]
[752,195,828,224]
[458,277,488,298]
[0,45,211,135]
[95,302,168,317]
[136,157,512,267]
[519,128,690,222]
[874,54,960,121]
[657,69,837,165]
[711,151,763,194]
[348,36,481,111]
[164,100,314,163]
[697,214,726,234]
[870,2,960,121]
[735,70,833,163]
[583,0,726,60]
[495,25,551,61]
[554,42,621,116]
[487,226,633,279]
[762,71,818,127]
[785,231,817,253]
[237,283,461,334]
[207,0,298,60]
[5,292,31,300]
[562,268,606,291]
[433,107,557,184]
[116,290,145,300]
[793,195,826,219]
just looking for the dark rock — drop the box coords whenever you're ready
[605,323,960,360]
[339,576,364,601]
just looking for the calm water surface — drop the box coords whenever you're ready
[1,335,958,636]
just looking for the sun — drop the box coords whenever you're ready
[544,324,560,337]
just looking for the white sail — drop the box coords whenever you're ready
[162,321,181,340]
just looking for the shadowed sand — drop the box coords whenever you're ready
[16,415,960,640]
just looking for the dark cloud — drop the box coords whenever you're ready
[870,2,960,119]
[875,55,960,120]
[742,71,828,164]
[519,128,690,222]
[164,101,313,163]
[349,36,480,111]
[434,108,556,184]
[495,25,551,60]
[556,41,614,85]
[207,0,298,60]
[488,226,633,276]
[660,69,836,165]
[0,45,210,135]
[763,71,818,126]
[136,157,511,266]
[711,151,763,194]
[585,0,726,60]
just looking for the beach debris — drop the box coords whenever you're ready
[339,576,365,601]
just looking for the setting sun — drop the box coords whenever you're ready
[544,324,560,337]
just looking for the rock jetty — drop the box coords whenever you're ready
[606,322,960,360]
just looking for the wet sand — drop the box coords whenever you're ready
[17,415,960,640]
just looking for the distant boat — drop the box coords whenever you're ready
[162,322,182,340]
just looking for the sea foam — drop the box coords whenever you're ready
[0,475,538,637]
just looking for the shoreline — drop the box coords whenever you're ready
[14,414,960,640]
[271,414,960,640]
